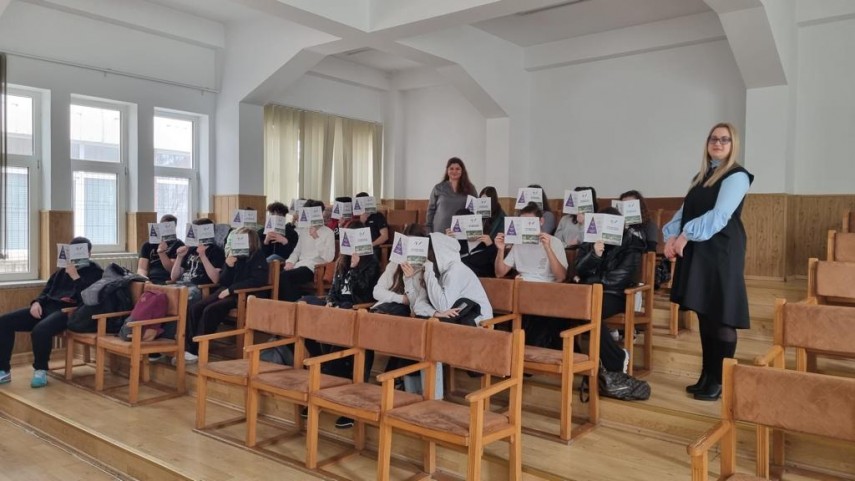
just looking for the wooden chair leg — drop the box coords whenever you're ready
[623,326,634,376]
[142,357,151,383]
[65,338,75,381]
[589,371,600,424]
[245,388,259,447]
[670,302,680,337]
[306,404,320,468]
[377,422,393,481]
[84,344,91,364]
[355,420,366,452]
[644,324,653,372]
[467,433,484,481]
[129,354,141,405]
[423,440,436,475]
[195,374,208,429]
[294,404,305,432]
[95,347,105,391]
[560,367,572,441]
[509,430,522,481]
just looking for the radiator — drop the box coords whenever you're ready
[91,252,139,272]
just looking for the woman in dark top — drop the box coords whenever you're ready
[259,201,299,262]
[426,157,477,233]
[448,208,497,278]
[663,122,753,401]
[528,184,557,235]
[184,228,269,362]
[574,209,645,373]
[0,237,102,388]
[354,192,389,260]
[479,186,506,240]
[619,190,659,253]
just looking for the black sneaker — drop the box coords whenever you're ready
[300,407,308,419]
[335,416,354,429]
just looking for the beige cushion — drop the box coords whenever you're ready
[314,383,423,415]
[386,400,510,438]
[205,359,289,377]
[524,346,589,366]
[253,369,350,394]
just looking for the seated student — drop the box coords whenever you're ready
[278,200,336,302]
[480,186,506,239]
[573,207,646,373]
[618,190,659,253]
[354,192,389,260]
[138,214,184,284]
[495,201,568,347]
[0,237,102,388]
[424,232,493,326]
[528,184,557,235]
[371,224,434,318]
[446,208,497,278]
[259,201,299,262]
[183,228,268,363]
[555,186,599,248]
[325,196,352,237]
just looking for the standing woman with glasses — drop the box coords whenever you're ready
[663,123,753,401]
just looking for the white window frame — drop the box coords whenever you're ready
[153,108,199,237]
[0,86,41,281]
[70,95,128,253]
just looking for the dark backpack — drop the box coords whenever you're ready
[68,269,139,333]
[654,257,672,289]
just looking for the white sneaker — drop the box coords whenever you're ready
[622,349,630,374]
[172,352,198,366]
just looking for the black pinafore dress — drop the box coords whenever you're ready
[671,166,754,328]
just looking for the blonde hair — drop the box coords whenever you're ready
[691,122,741,189]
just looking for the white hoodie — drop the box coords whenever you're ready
[424,233,493,325]
[371,262,434,317]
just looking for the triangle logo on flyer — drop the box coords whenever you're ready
[517,192,525,203]
[565,196,575,207]
[233,212,241,223]
[265,217,272,229]
[342,233,351,247]
[452,220,461,232]
[58,247,67,260]
[586,219,598,234]
[507,221,517,236]
[150,225,158,237]
[393,239,403,255]
[333,203,339,214]
[300,210,308,222]
[466,199,474,210]
[186,227,196,239]
[354,199,361,210]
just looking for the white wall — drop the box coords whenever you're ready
[273,73,387,123]
[529,39,745,198]
[401,84,487,198]
[793,16,855,194]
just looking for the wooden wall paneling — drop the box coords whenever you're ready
[786,195,855,277]
[213,195,268,228]
[127,212,156,254]
[380,199,406,210]
[404,199,428,225]
[39,211,73,280]
[499,197,515,215]
[742,194,787,280]
[843,210,854,233]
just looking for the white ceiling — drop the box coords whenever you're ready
[143,0,259,24]
[333,49,423,73]
[474,0,712,47]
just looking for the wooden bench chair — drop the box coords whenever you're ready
[842,209,854,233]
[221,260,281,357]
[377,322,525,481]
[806,258,855,307]
[59,281,146,385]
[194,296,294,441]
[687,359,855,481]
[245,303,356,459]
[604,251,656,376]
[491,280,603,444]
[94,284,188,406]
[305,311,432,471]
[754,298,855,474]
[827,229,855,262]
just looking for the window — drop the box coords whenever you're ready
[0,89,41,280]
[154,110,197,238]
[70,97,127,251]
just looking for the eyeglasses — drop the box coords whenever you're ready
[708,136,732,145]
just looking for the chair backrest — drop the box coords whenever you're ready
[809,259,855,303]
[356,310,429,360]
[479,277,516,314]
[828,230,855,263]
[777,300,855,356]
[843,210,854,233]
[404,200,428,226]
[386,210,418,231]
[142,283,184,317]
[427,322,516,377]
[726,361,855,443]
[130,281,146,304]
[639,251,656,286]
[516,281,601,321]
[296,303,357,347]
[246,297,296,337]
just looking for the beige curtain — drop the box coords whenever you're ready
[372,124,383,197]
[300,111,335,201]
[264,105,300,203]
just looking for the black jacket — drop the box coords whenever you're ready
[258,225,299,260]
[328,256,381,305]
[35,262,104,308]
[574,230,646,297]
[220,250,269,293]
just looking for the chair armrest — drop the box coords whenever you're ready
[235,286,273,297]
[125,316,179,327]
[303,347,360,367]
[624,283,653,296]
[559,322,594,338]
[244,337,297,353]
[376,361,432,383]
[92,310,133,320]
[193,328,247,344]
[480,314,517,329]
[754,345,784,367]
[465,378,517,403]
[687,421,732,456]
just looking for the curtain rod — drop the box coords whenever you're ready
[266,103,383,127]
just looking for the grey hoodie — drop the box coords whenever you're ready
[424,233,493,324]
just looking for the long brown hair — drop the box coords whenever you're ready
[619,189,651,225]
[235,227,260,254]
[390,223,427,294]
[335,220,367,277]
[692,122,741,189]
[479,186,504,230]
[528,184,552,215]
[442,157,476,196]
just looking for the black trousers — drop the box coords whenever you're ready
[0,302,68,372]
[279,266,315,302]
[186,291,237,355]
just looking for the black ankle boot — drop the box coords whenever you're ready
[693,383,722,401]
[685,371,710,394]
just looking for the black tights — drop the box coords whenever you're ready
[697,313,737,384]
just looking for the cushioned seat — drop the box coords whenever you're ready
[524,346,588,366]
[254,369,350,394]
[386,399,510,439]
[205,359,289,377]
[314,384,422,417]
[98,335,177,350]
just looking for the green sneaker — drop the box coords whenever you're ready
[0,370,10,384]
[30,369,47,388]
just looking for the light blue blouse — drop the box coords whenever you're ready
[662,159,751,242]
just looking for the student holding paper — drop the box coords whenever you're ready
[495,202,568,283]
[138,214,184,284]
[279,200,336,302]
[663,122,753,401]
[426,157,477,233]
[555,186,598,247]
[184,228,268,363]
[0,237,102,388]
[479,186,506,239]
[259,201,299,262]
[528,184,557,235]
[447,208,497,278]
[619,190,658,253]
[171,219,226,298]
[423,233,493,327]
[355,192,389,259]
[371,225,434,318]
[574,207,647,373]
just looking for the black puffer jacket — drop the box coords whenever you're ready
[328,255,381,305]
[574,229,647,296]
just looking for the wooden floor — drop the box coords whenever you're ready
[0,278,853,481]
